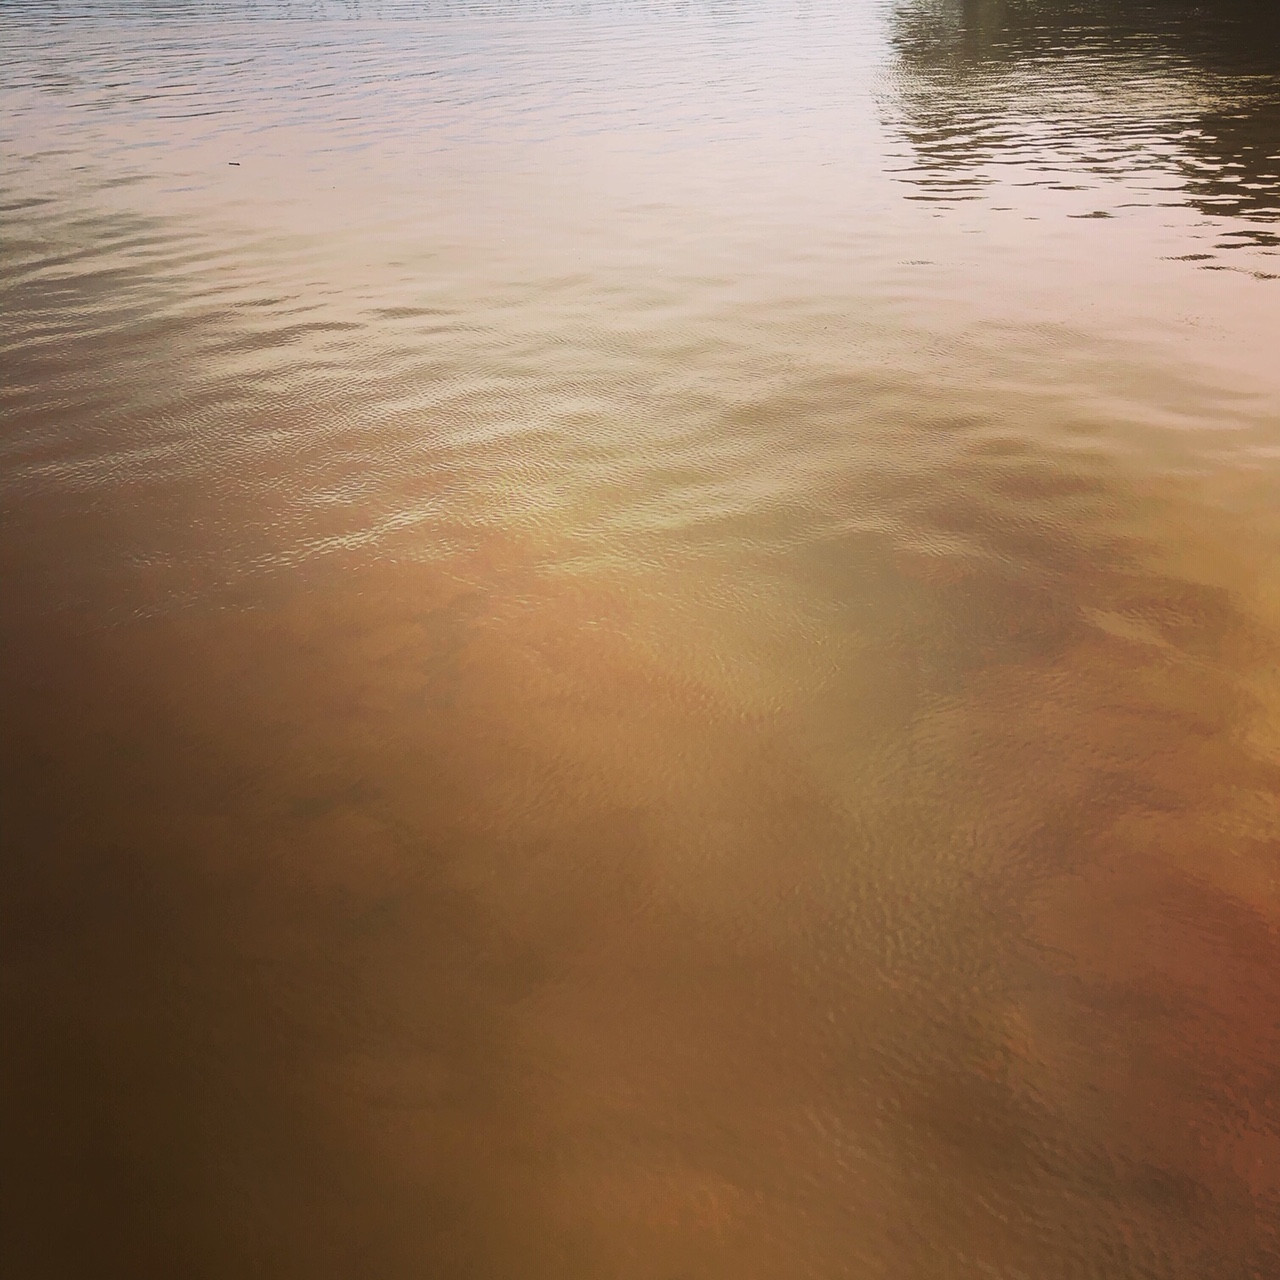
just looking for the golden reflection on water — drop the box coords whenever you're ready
[3,2,1280,1278]
[6,506,1280,1277]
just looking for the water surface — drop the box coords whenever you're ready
[3,2,1280,1277]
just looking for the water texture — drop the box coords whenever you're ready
[2,3,1279,1278]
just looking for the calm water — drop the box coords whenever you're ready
[3,2,1280,1276]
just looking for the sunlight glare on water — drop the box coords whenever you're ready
[2,2,1280,1278]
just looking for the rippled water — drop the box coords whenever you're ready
[3,2,1280,1277]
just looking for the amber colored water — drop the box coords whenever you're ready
[3,2,1280,1277]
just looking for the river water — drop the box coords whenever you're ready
[2,2,1279,1277]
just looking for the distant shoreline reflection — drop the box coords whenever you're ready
[887,0,1280,271]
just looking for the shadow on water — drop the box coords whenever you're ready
[886,0,1280,252]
